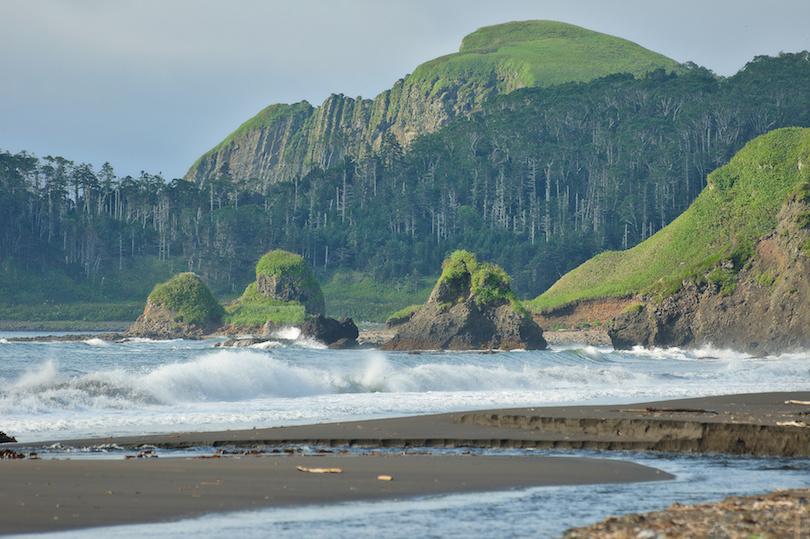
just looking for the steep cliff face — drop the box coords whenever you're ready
[185,21,680,189]
[609,190,810,353]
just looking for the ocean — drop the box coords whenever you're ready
[2,330,809,537]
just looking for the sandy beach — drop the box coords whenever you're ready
[2,391,809,534]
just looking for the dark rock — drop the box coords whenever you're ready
[381,298,546,351]
[385,309,419,330]
[125,299,219,340]
[328,338,358,350]
[214,337,267,348]
[301,315,359,346]
[0,431,17,444]
[609,195,810,353]
[381,251,546,351]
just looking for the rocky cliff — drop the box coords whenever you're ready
[609,188,810,353]
[185,21,680,190]
[381,251,546,350]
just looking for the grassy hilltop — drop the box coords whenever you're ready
[411,20,681,98]
[528,127,810,312]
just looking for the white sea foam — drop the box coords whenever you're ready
[1,336,809,442]
[272,326,301,340]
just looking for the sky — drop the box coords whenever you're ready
[2,0,809,180]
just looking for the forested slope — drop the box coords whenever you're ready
[1,52,809,321]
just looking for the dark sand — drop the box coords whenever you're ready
[18,391,809,457]
[0,455,670,534]
[3,392,809,534]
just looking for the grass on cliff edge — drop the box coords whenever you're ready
[527,127,810,313]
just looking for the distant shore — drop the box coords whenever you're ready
[0,324,609,348]
[2,392,809,534]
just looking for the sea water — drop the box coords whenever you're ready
[1,331,809,537]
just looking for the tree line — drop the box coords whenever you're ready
[2,52,809,306]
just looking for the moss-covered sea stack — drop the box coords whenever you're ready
[222,250,324,329]
[126,272,224,339]
[381,251,546,351]
[254,250,324,316]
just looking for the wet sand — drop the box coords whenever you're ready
[3,392,809,534]
[16,391,809,457]
[0,454,670,534]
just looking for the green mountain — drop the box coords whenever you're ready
[528,127,810,314]
[184,20,681,190]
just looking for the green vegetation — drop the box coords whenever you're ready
[223,287,306,326]
[387,304,422,321]
[438,250,528,316]
[528,128,810,311]
[414,20,681,96]
[256,250,316,281]
[148,273,224,325]
[323,271,434,322]
[2,50,810,322]
[221,251,320,326]
[0,302,143,322]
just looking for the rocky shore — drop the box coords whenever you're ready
[564,488,810,538]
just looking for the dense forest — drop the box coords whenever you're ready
[1,52,809,319]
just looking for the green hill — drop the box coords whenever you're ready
[185,20,681,189]
[528,127,810,312]
[411,20,680,97]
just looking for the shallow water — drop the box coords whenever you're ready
[1,331,809,536]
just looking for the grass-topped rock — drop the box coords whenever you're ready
[126,272,224,339]
[223,250,323,329]
[531,127,810,352]
[254,250,324,316]
[381,251,545,350]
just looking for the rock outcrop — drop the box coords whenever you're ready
[126,273,224,339]
[381,251,546,351]
[185,21,680,190]
[252,250,324,316]
[300,315,359,348]
[609,189,810,353]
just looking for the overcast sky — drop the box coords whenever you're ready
[2,0,809,180]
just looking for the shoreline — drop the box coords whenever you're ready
[2,392,809,534]
[12,391,810,457]
[0,454,670,535]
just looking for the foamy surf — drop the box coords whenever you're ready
[1,333,809,442]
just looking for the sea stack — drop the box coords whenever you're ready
[125,272,224,339]
[381,250,546,351]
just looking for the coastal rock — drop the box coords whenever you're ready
[125,273,223,340]
[609,192,810,353]
[0,431,17,444]
[252,250,325,316]
[381,251,546,351]
[300,315,359,346]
